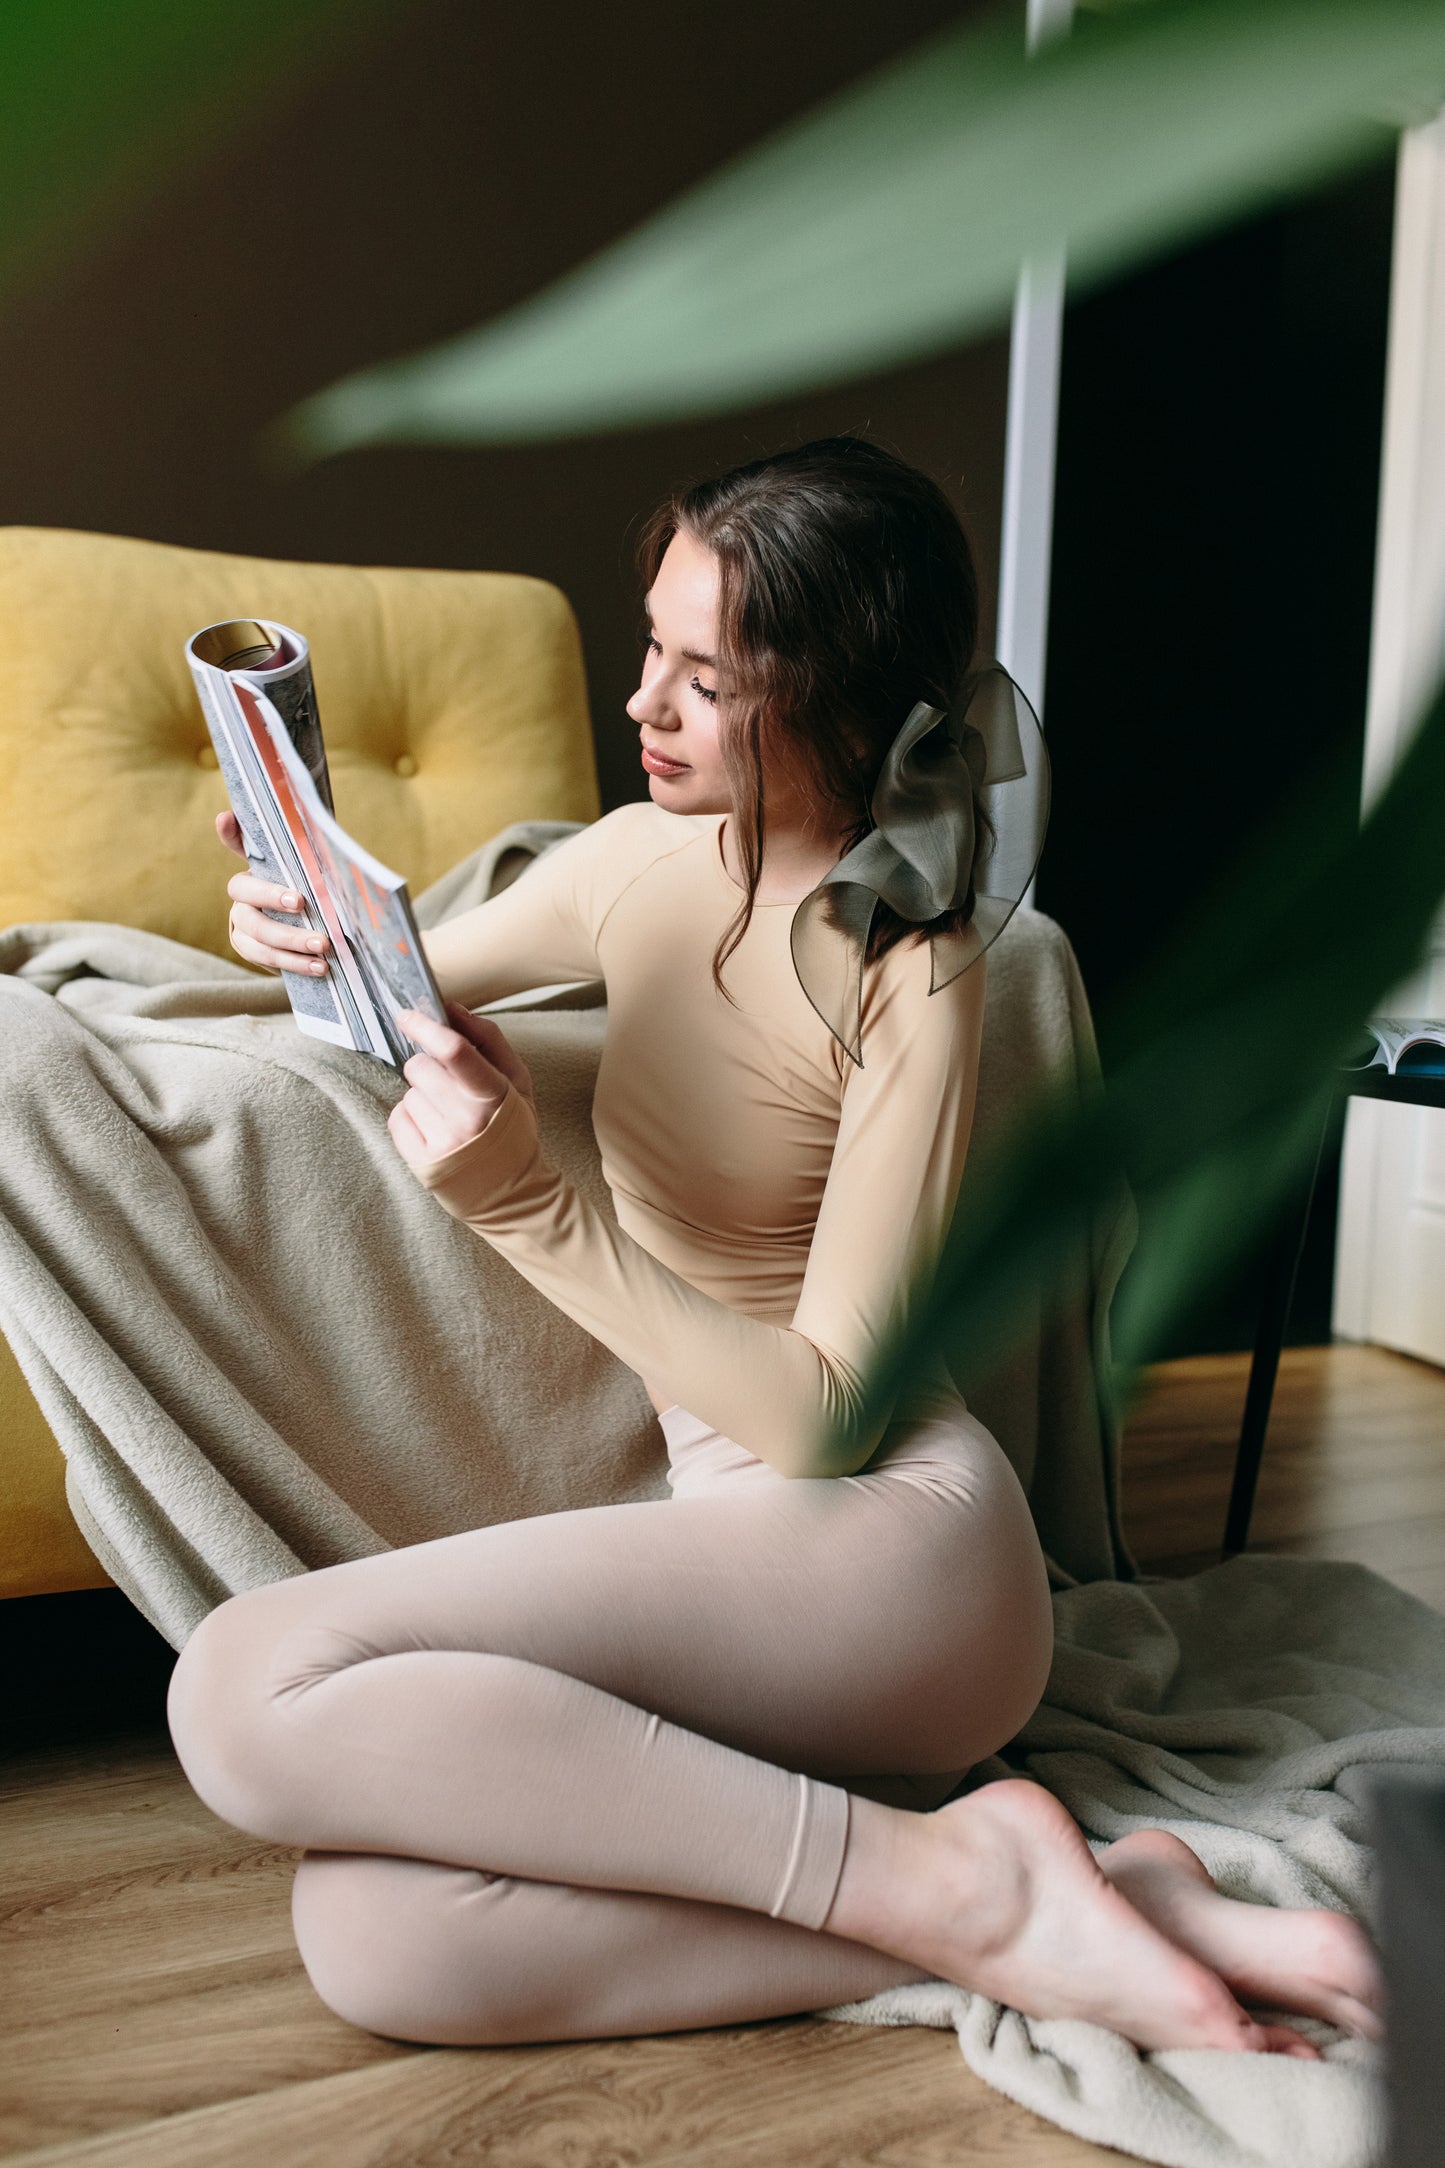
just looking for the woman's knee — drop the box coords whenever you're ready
[167,1580,323,1840]
[898,1541,1054,1769]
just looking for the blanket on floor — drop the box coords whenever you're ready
[830,1553,1445,2168]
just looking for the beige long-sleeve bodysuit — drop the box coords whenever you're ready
[168,805,1054,2044]
[421,801,993,1470]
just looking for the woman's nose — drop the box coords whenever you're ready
[626,678,677,727]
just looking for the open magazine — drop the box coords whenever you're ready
[1344,1018,1445,1078]
[186,618,446,1068]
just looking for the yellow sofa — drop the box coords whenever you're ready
[0,526,601,1600]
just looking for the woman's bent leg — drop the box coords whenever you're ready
[292,1852,926,2044]
[170,1459,1050,1920]
[168,1431,1051,2030]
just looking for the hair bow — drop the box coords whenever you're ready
[789,664,1050,1064]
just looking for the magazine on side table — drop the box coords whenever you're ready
[186,617,446,1069]
[1345,1019,1445,1079]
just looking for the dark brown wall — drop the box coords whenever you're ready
[1,0,1008,815]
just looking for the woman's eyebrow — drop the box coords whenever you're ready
[642,601,716,671]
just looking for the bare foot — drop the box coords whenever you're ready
[1099,1829,1382,2041]
[827,1779,1320,2056]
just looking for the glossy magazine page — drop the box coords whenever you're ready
[186,618,445,1067]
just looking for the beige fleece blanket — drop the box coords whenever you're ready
[2,825,1428,2167]
[0,831,661,1647]
[831,1550,1445,2168]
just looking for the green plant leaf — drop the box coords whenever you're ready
[850,674,1445,1453]
[284,0,1445,453]
[0,0,402,298]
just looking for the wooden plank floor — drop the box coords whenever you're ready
[3,1343,1441,2165]
[1122,1343,1445,1606]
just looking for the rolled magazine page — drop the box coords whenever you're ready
[220,620,335,812]
[188,626,352,1045]
[186,618,445,1066]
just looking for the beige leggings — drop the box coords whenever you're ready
[167,1392,1053,2044]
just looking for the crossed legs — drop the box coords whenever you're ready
[168,1436,1381,2050]
[168,1440,1052,2041]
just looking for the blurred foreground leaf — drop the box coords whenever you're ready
[851,674,1445,1450]
[285,0,1445,452]
[0,0,402,298]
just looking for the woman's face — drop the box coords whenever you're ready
[627,529,731,815]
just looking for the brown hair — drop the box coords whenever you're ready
[636,435,983,998]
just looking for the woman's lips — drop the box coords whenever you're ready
[641,744,690,777]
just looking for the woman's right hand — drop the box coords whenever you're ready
[216,811,331,978]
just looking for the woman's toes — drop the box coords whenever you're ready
[1289,1912,1383,2032]
[1100,1826,1382,2039]
[1256,2023,1324,2060]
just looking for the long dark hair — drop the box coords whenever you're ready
[637,435,982,998]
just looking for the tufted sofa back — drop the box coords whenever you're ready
[0,527,601,958]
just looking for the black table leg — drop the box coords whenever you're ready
[1222,1106,1335,1560]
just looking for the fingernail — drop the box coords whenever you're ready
[311,961,327,976]
[308,938,326,954]
[284,894,302,912]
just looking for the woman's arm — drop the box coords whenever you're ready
[224,803,656,999]
[393,937,986,1477]
[424,802,714,1004]
[421,824,609,1007]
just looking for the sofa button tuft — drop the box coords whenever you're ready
[393,752,418,779]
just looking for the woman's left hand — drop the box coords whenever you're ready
[388,1002,536,1176]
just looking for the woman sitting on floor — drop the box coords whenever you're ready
[167,436,1379,2052]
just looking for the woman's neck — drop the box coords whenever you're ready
[719,810,849,906]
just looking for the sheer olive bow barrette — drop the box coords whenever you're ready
[789,664,1050,1065]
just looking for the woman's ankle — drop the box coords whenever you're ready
[824,1795,958,1958]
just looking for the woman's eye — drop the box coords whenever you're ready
[692,678,718,706]
[644,634,662,657]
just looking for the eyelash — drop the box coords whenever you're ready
[644,632,718,705]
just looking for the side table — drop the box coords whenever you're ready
[1223,1062,1445,1559]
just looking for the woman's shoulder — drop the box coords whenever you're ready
[864,922,989,1001]
[855,929,988,1068]
[588,800,718,857]
[536,802,719,932]
[567,801,719,890]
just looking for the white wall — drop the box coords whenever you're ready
[1333,112,1445,1360]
